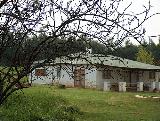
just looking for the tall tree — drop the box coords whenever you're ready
[0,0,157,104]
[136,46,154,64]
[112,41,138,60]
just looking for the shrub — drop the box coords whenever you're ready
[29,115,44,121]
[52,105,81,121]
[0,89,81,121]
[65,105,81,114]
[58,84,66,89]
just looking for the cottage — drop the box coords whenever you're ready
[29,53,160,91]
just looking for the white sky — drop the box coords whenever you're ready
[34,0,160,45]
[63,0,160,45]
[3,0,158,45]
[125,0,160,44]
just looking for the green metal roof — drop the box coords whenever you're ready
[54,53,160,70]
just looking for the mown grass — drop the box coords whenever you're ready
[0,85,160,121]
[53,88,160,121]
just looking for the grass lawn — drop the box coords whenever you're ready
[0,86,160,121]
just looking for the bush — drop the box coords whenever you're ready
[29,115,44,121]
[0,88,81,121]
[58,84,66,89]
[53,105,81,121]
[65,105,81,114]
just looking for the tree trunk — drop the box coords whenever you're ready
[0,80,3,105]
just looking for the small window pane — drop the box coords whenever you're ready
[35,68,46,76]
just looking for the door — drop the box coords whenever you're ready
[74,68,85,88]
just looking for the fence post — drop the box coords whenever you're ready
[150,82,156,92]
[103,82,111,91]
[119,82,126,92]
[137,82,143,92]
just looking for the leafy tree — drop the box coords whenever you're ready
[0,0,156,104]
[136,46,154,64]
[153,44,160,65]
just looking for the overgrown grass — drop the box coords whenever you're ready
[0,86,160,121]
[0,86,81,121]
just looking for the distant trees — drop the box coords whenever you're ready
[23,35,160,66]
[153,44,160,65]
[145,40,160,65]
[104,40,160,65]
[30,35,86,61]
[112,40,138,60]
[136,46,154,64]
[2,33,159,66]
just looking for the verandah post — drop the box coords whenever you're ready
[103,82,111,91]
[137,82,143,92]
[119,82,126,92]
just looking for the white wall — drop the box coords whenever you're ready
[29,66,56,84]
[29,64,160,89]
[29,65,75,86]
[29,64,97,88]
[85,66,97,88]
[59,65,98,88]
[59,65,74,87]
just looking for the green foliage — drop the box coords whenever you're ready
[25,35,86,61]
[53,105,81,121]
[0,87,81,121]
[145,41,160,65]
[113,43,138,60]
[3,34,160,66]
[58,84,66,89]
[136,46,154,64]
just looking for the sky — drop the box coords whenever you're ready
[35,0,160,45]
[62,0,160,45]
[144,0,160,44]
[2,0,159,45]
[126,0,160,44]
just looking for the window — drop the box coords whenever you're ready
[103,70,112,79]
[35,68,46,76]
[149,71,155,79]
